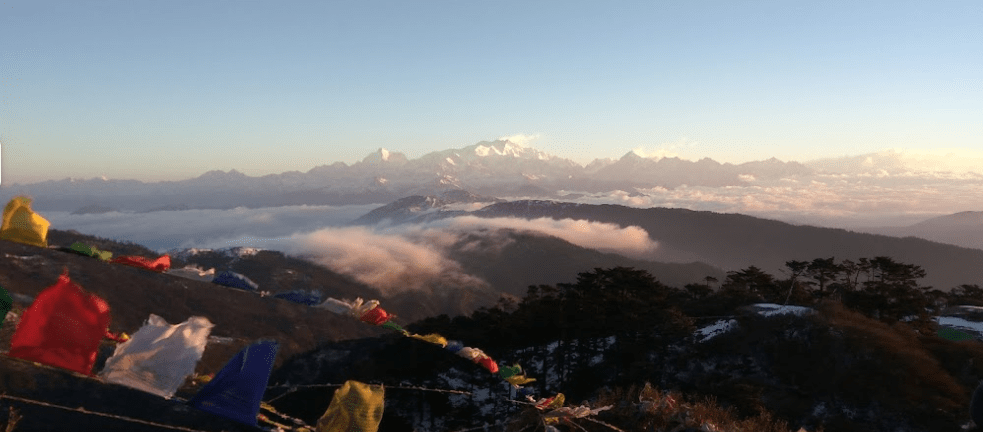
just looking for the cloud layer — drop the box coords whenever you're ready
[554,171,983,228]
[270,216,658,294]
[430,216,658,256]
[273,226,488,295]
[45,204,661,296]
[43,204,380,251]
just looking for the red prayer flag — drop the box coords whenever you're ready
[359,306,392,325]
[111,254,171,272]
[8,271,112,375]
[477,356,499,374]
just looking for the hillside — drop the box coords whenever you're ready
[859,211,983,251]
[466,201,983,291]
[267,266,983,432]
[0,230,389,377]
[447,228,725,297]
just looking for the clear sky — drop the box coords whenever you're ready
[1,0,981,184]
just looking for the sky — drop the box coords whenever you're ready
[2,1,982,184]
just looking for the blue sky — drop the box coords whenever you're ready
[1,0,981,184]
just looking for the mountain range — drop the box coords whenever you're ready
[0,140,882,213]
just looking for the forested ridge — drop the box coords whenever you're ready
[318,257,983,431]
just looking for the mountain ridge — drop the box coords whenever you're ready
[0,140,827,212]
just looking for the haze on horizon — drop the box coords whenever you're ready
[2,1,981,184]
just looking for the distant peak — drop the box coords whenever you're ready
[472,140,527,158]
[361,148,407,164]
[199,169,246,178]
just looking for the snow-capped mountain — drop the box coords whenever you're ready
[351,189,505,225]
[3,139,815,212]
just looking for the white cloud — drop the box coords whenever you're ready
[424,216,658,257]
[497,133,541,147]
[631,145,680,160]
[558,172,983,228]
[42,204,380,252]
[43,203,663,296]
[276,226,489,296]
[631,138,699,160]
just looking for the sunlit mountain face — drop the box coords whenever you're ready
[5,142,982,231]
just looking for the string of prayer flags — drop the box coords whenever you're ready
[189,340,279,426]
[8,270,112,375]
[316,380,385,432]
[506,375,537,386]
[380,321,404,332]
[359,305,393,325]
[445,340,464,353]
[99,314,213,399]
[258,402,313,431]
[66,242,113,261]
[104,330,130,343]
[409,333,448,347]
[0,196,50,248]
[211,270,259,291]
[315,297,539,403]
[535,393,566,411]
[500,365,537,386]
[456,347,499,374]
[542,404,613,425]
[111,254,172,273]
[317,297,379,317]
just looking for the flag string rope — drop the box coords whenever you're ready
[0,393,215,432]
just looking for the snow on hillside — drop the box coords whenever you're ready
[753,303,815,317]
[696,319,739,343]
[936,316,983,339]
[695,304,816,343]
[168,246,263,260]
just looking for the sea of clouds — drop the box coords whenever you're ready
[44,205,660,295]
[556,172,983,229]
[40,167,983,295]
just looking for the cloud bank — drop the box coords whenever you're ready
[497,133,541,147]
[429,216,658,256]
[273,226,488,295]
[42,204,380,252]
[554,171,983,228]
[45,204,661,296]
[271,216,658,294]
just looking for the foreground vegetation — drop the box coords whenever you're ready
[404,258,983,431]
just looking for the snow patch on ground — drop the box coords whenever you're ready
[753,303,815,316]
[471,388,494,416]
[696,319,738,343]
[439,373,469,389]
[3,253,42,260]
[936,316,983,336]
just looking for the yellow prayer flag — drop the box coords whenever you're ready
[1,196,50,248]
[409,333,448,347]
[317,380,385,432]
[505,375,537,386]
